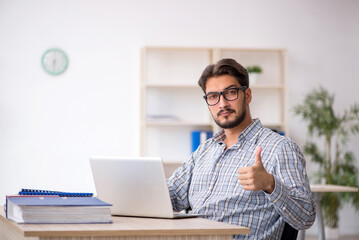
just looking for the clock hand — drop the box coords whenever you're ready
[53,59,57,70]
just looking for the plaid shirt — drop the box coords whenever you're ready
[167,118,316,240]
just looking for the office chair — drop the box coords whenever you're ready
[281,222,298,240]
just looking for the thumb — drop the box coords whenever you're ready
[254,147,263,165]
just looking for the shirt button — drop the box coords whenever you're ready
[282,206,286,211]
[216,163,220,167]
[209,186,212,190]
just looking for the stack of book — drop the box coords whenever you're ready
[5,189,112,224]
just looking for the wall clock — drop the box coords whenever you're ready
[41,48,69,75]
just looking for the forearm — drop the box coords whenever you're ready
[264,173,275,194]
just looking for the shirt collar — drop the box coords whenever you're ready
[241,118,263,142]
[213,129,226,142]
[213,118,263,144]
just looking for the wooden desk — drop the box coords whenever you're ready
[0,210,250,240]
[298,184,358,240]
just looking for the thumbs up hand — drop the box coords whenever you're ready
[237,147,275,193]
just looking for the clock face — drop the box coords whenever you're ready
[41,48,68,75]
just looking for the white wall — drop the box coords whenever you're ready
[1,0,358,236]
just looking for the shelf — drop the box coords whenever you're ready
[145,84,199,88]
[145,121,212,127]
[163,159,187,164]
[215,47,285,53]
[145,84,283,90]
[250,84,284,89]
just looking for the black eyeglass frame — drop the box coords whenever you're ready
[203,86,248,106]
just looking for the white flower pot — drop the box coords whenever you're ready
[248,73,259,85]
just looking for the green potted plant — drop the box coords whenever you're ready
[246,65,262,85]
[294,86,359,233]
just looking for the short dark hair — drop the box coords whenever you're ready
[198,58,249,93]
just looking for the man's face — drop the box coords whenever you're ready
[205,75,250,129]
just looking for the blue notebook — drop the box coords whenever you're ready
[6,196,112,224]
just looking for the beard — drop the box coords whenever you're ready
[212,99,247,129]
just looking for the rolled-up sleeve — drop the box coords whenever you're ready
[265,140,316,230]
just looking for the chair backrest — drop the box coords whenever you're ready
[281,222,298,240]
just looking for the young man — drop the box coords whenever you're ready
[167,58,316,239]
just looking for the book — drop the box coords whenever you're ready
[6,195,113,224]
[191,130,213,152]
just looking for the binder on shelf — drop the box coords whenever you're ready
[18,188,93,197]
[5,195,112,224]
[191,130,213,152]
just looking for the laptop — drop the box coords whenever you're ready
[89,156,198,219]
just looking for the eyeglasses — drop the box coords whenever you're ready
[203,86,248,106]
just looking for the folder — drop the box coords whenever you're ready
[191,130,213,152]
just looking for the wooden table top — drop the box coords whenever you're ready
[310,184,358,193]
[1,210,250,238]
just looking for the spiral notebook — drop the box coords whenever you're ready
[18,189,93,197]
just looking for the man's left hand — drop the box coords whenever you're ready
[237,147,275,193]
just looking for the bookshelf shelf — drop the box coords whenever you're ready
[251,84,284,89]
[146,84,199,88]
[145,121,212,127]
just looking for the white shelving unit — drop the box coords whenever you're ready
[140,47,288,165]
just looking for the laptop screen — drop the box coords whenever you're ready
[89,157,175,218]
